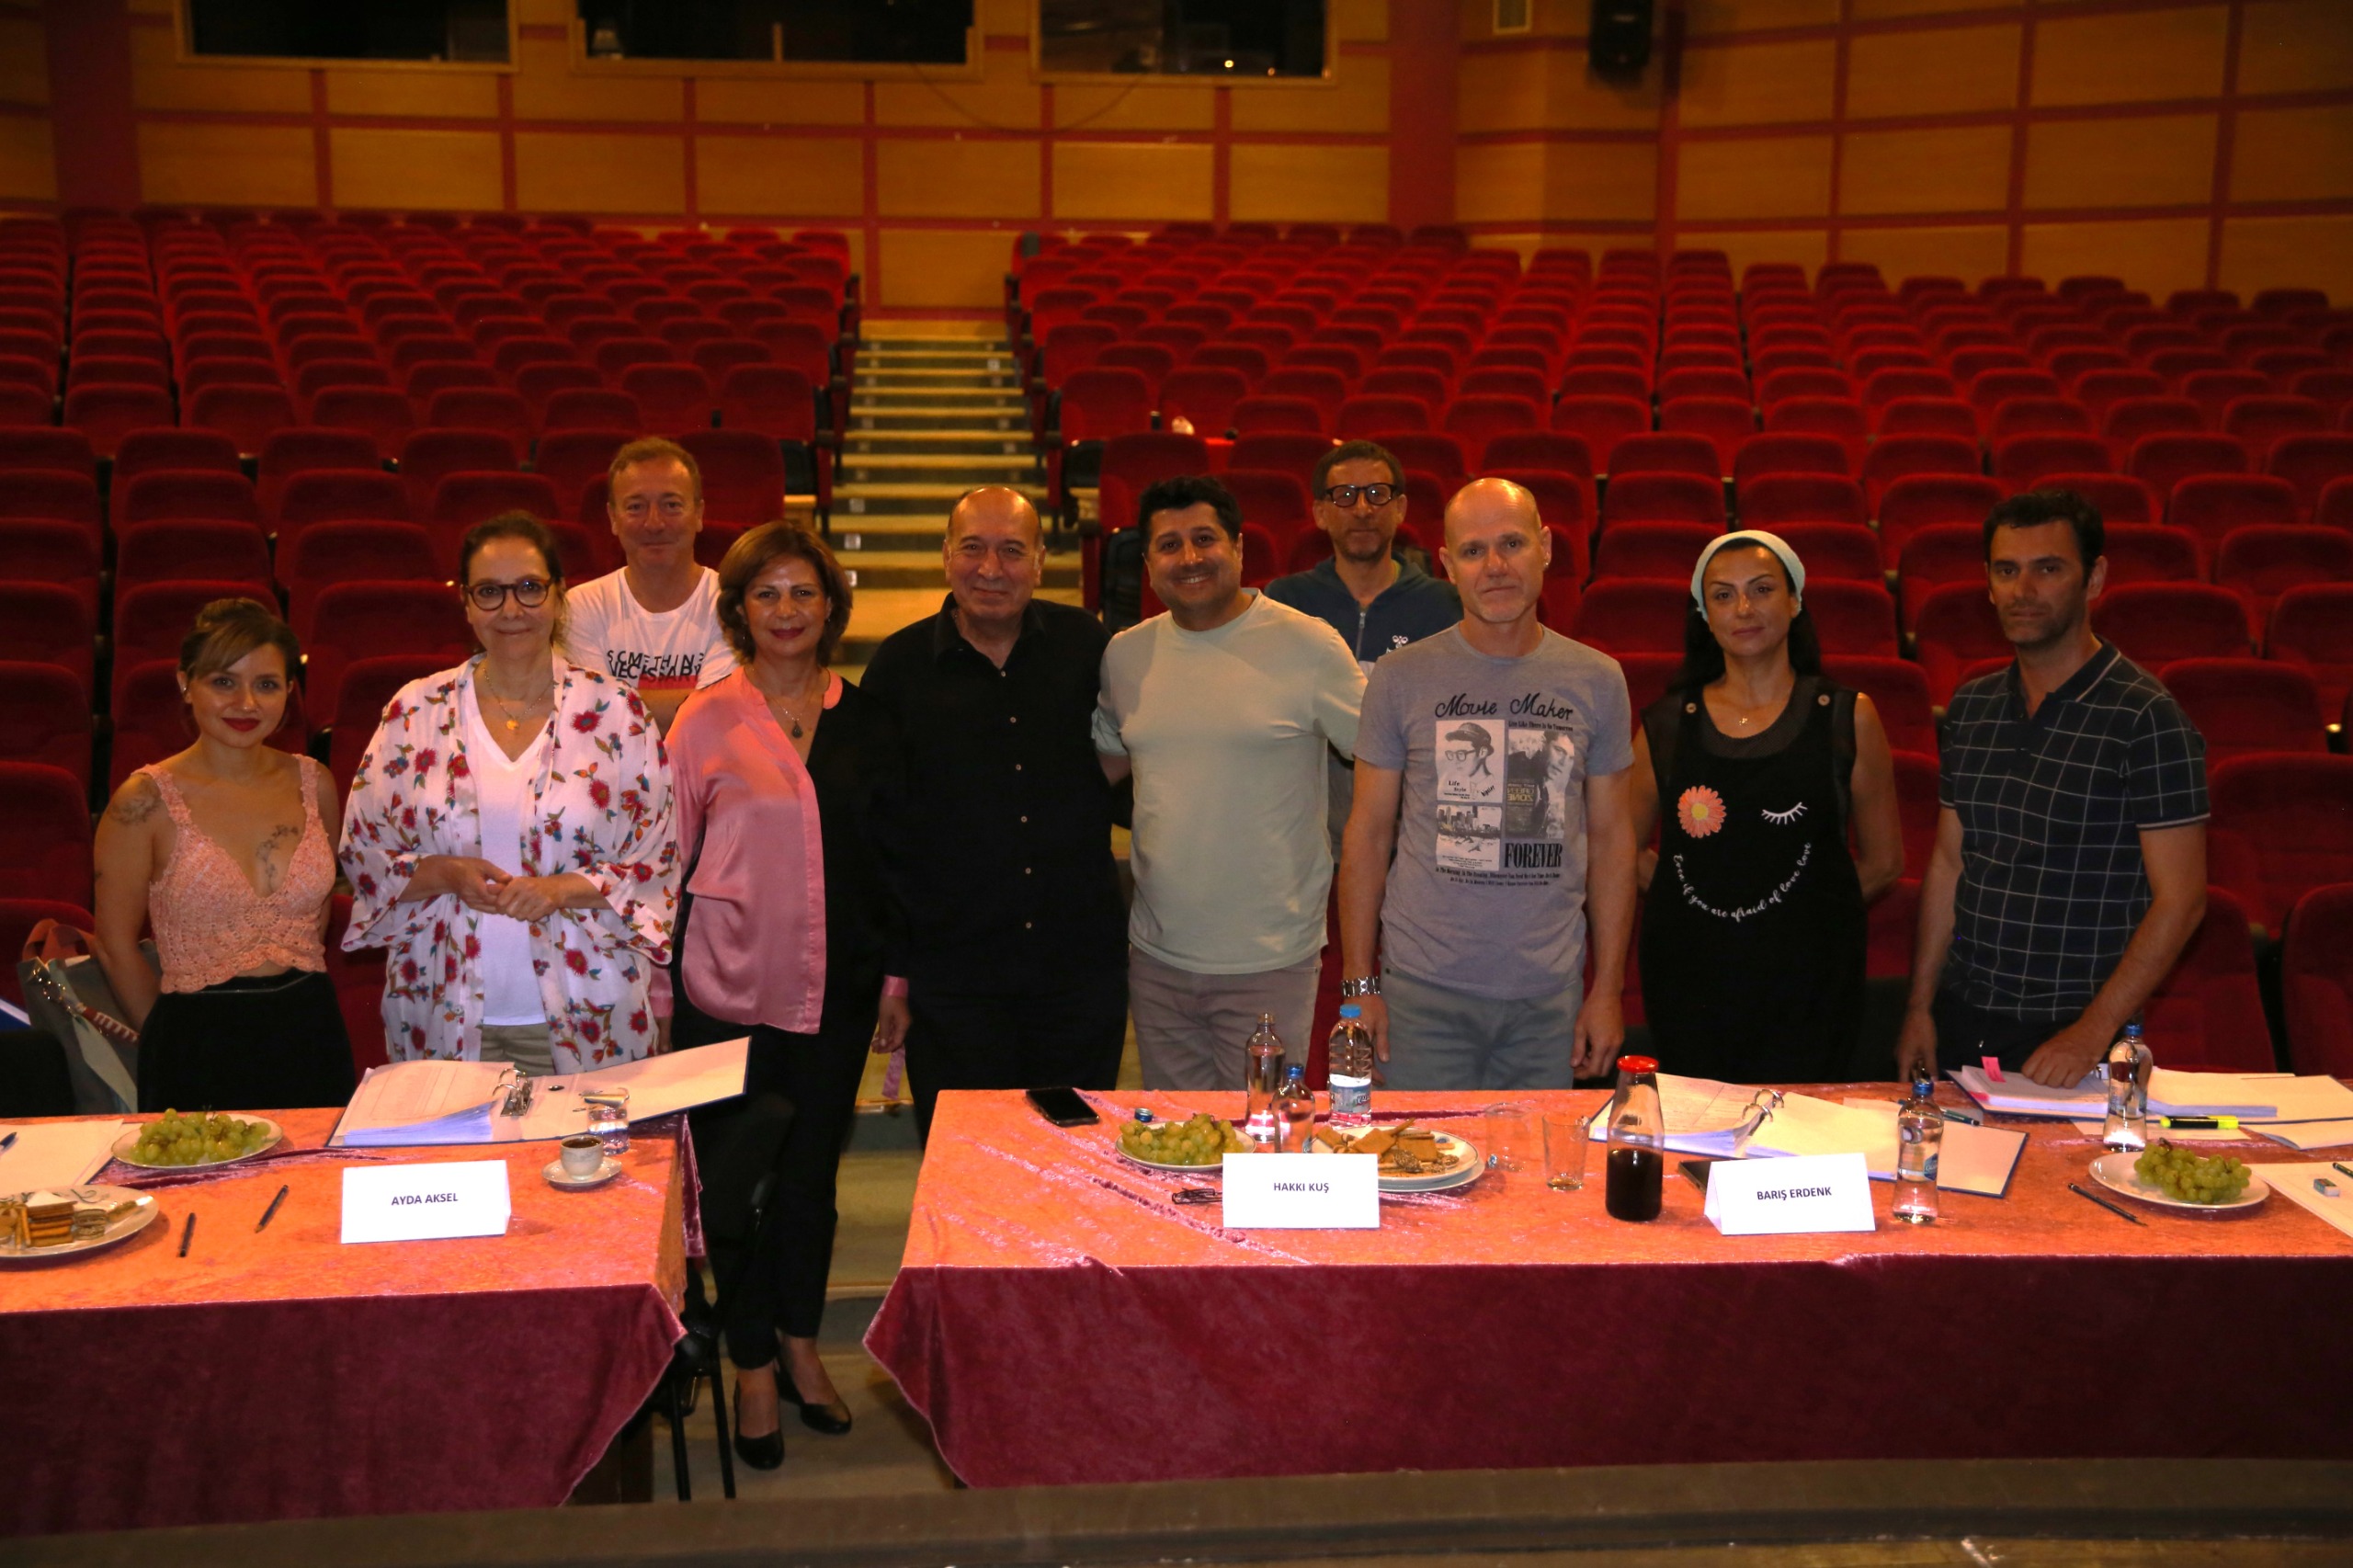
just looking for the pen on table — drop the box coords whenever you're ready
[255,1185,289,1233]
[0,1130,17,1155]
[177,1212,196,1256]
[2333,1161,2353,1183]
[2155,1115,2238,1131]
[2067,1182,2145,1226]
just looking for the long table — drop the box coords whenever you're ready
[866,1088,2353,1488]
[0,1108,688,1538]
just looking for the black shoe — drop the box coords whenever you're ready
[733,1402,786,1471]
[780,1376,853,1436]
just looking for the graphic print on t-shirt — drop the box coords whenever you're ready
[1433,713,1574,877]
[602,648,707,694]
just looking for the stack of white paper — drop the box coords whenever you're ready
[0,1120,126,1190]
[2266,1164,2353,1242]
[2252,1120,2353,1152]
[1949,1065,2350,1120]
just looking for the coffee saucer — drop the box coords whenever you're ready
[543,1156,622,1190]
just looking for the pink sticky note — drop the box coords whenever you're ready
[1981,1054,2005,1082]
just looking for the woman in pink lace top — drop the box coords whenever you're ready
[89,598,357,1112]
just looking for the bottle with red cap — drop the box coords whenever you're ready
[1604,1053,1665,1222]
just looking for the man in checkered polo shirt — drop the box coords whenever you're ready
[1894,489,2210,1088]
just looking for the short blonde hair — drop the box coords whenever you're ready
[714,521,853,666]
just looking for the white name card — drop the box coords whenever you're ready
[340,1159,513,1244]
[1701,1153,1876,1236]
[1221,1153,1380,1229]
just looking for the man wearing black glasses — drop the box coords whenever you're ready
[1267,439,1461,856]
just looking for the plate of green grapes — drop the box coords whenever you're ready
[1115,1113,1252,1172]
[2089,1142,2270,1213]
[111,1110,284,1171]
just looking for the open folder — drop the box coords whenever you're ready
[1585,1074,2025,1197]
[328,1038,748,1148]
[1951,1065,2353,1125]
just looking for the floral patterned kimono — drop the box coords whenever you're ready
[338,653,680,1070]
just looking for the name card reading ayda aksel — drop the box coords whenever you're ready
[341,1160,513,1244]
[1221,1153,1380,1229]
[1702,1152,1876,1235]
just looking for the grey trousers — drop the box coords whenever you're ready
[1129,948,1322,1091]
[1381,967,1582,1091]
[478,1022,555,1076]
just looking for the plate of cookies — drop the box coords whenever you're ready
[0,1185,161,1262]
[1305,1121,1483,1194]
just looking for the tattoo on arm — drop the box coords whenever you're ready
[108,779,161,825]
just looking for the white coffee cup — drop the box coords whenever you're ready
[559,1134,605,1178]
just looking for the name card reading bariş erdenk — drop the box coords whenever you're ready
[1701,1152,1876,1236]
[1221,1153,1380,1229]
[340,1159,513,1244]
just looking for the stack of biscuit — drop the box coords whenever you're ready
[13,1191,76,1248]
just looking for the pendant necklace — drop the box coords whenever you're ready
[486,668,550,733]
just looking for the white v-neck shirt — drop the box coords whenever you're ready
[462,689,547,1026]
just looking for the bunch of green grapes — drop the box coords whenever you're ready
[132,1109,272,1166]
[2133,1140,2252,1204]
[1118,1113,1248,1166]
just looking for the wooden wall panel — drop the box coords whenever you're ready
[877,229,1009,311]
[874,69,1040,131]
[137,121,313,207]
[511,38,680,121]
[330,128,503,212]
[1840,224,2012,284]
[876,138,1038,220]
[1544,143,1657,222]
[1851,0,2021,16]
[2238,1,2353,96]
[1684,0,1837,33]
[128,27,308,113]
[1052,142,1215,221]
[1677,40,1837,129]
[1845,24,2019,119]
[0,12,48,105]
[2219,214,2353,302]
[2231,106,2353,204]
[1229,144,1390,222]
[1675,229,1829,278]
[2024,116,2218,211]
[1230,59,1391,134]
[696,78,866,126]
[1453,141,1547,226]
[1840,125,2012,216]
[1456,47,1655,133]
[1677,135,1834,222]
[2030,7,2229,108]
[324,70,499,119]
[513,131,685,213]
[0,118,56,202]
[1336,0,1392,41]
[696,136,864,217]
[2020,217,2213,299]
[1051,84,1217,131]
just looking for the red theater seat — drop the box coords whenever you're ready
[2267,583,2353,713]
[1876,472,2004,556]
[281,520,442,642]
[2214,527,2353,635]
[1594,521,1716,581]
[1822,655,1936,756]
[2266,433,2353,518]
[0,661,92,790]
[1601,472,1724,528]
[1802,580,1900,657]
[2163,658,2326,765]
[2207,754,2353,937]
[2140,887,2277,1071]
[2281,885,2353,1078]
[1571,579,1688,654]
[0,763,93,907]
[1911,583,2009,706]
[0,583,93,699]
[2099,524,2200,587]
[304,582,473,728]
[2090,582,2251,665]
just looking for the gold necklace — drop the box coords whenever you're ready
[484,667,552,733]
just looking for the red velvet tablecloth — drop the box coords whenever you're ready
[0,1108,688,1538]
[865,1088,2353,1488]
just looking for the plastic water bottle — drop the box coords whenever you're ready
[1243,1014,1285,1146]
[1894,1069,1944,1224]
[1603,1054,1665,1221]
[1273,1063,1315,1153]
[1326,1004,1374,1129]
[2103,1020,2152,1153]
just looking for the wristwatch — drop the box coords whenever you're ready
[1339,975,1381,998]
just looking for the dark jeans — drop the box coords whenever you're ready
[676,985,876,1365]
[1931,987,2082,1075]
[903,967,1129,1142]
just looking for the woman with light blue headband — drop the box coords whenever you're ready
[1626,529,1906,1084]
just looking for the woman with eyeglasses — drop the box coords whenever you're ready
[339,512,679,1074]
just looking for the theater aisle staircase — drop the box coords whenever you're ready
[829,334,1076,676]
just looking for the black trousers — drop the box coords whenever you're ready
[903,966,1128,1142]
[1931,987,2082,1075]
[139,970,355,1113]
[676,983,876,1365]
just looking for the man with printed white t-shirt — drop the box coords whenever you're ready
[563,437,738,732]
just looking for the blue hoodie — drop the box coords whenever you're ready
[1263,554,1462,668]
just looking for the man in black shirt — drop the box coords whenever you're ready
[1896,489,2209,1087]
[862,486,1129,1139]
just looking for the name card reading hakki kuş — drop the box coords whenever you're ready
[340,1160,513,1244]
[1222,1153,1380,1229]
[1702,1152,1876,1236]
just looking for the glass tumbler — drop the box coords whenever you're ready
[1483,1101,1540,1181]
[1541,1108,1590,1191]
[585,1089,631,1156]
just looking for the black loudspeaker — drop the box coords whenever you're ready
[1589,0,1654,77]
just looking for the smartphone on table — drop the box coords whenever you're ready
[1024,1087,1099,1127]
